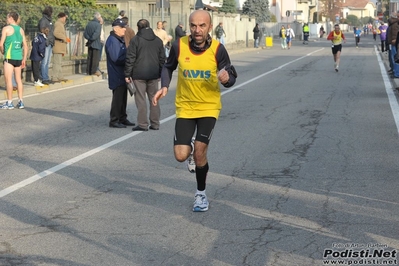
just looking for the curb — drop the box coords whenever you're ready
[0,74,105,103]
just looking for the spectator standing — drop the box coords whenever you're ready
[279,25,287,49]
[154,21,169,57]
[286,24,295,49]
[165,35,173,57]
[327,24,346,72]
[152,10,237,212]
[52,12,69,82]
[162,21,168,31]
[253,23,260,48]
[319,26,325,38]
[303,23,309,44]
[30,28,48,87]
[124,19,165,131]
[378,22,388,53]
[121,17,135,48]
[38,6,55,85]
[388,11,399,78]
[163,21,172,54]
[175,22,186,40]
[117,10,126,19]
[105,19,135,128]
[97,16,105,74]
[354,27,362,48]
[154,21,169,46]
[215,22,226,45]
[84,12,102,76]
[0,12,28,109]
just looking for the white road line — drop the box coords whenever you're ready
[375,45,399,135]
[1,80,107,104]
[0,48,324,198]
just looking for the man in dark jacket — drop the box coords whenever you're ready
[84,12,102,76]
[105,19,135,128]
[38,6,55,85]
[387,12,399,78]
[175,22,186,40]
[124,19,165,131]
[253,23,260,48]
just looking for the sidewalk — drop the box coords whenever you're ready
[0,73,106,103]
[0,46,259,103]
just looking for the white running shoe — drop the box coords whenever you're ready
[34,80,44,86]
[193,194,209,212]
[187,137,196,173]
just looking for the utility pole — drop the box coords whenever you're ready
[161,0,164,21]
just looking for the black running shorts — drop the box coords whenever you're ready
[174,117,216,146]
[332,44,342,55]
[4,59,22,67]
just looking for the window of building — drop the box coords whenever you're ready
[149,3,170,16]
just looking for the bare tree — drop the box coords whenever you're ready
[318,0,343,22]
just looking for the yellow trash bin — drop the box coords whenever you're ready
[266,36,273,48]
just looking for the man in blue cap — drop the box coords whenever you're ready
[105,19,136,128]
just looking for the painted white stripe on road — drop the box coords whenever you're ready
[0,48,324,198]
[375,45,399,135]
[1,80,107,104]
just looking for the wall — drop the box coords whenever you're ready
[211,12,255,47]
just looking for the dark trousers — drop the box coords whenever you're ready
[381,40,387,52]
[355,37,360,46]
[31,60,41,82]
[87,47,100,75]
[110,84,128,124]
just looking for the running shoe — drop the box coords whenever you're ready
[187,137,196,173]
[34,80,44,86]
[193,194,209,212]
[0,102,14,110]
[16,100,24,109]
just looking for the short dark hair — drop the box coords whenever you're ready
[121,17,129,24]
[40,27,49,35]
[137,19,150,30]
[42,6,53,17]
[57,12,67,18]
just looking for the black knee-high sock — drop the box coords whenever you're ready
[195,163,209,191]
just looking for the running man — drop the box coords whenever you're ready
[153,10,237,212]
[327,24,346,72]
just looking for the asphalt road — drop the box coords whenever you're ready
[1,34,398,266]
